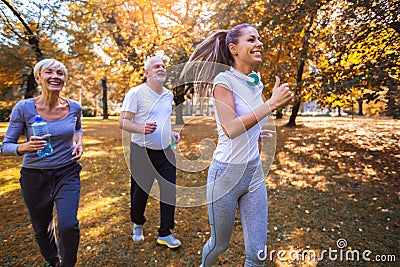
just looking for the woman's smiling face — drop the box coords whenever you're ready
[36,66,66,92]
[229,26,264,66]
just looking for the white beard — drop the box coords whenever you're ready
[154,75,166,83]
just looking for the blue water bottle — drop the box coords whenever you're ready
[32,115,53,157]
[170,133,178,150]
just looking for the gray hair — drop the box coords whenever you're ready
[34,58,68,79]
[144,56,163,70]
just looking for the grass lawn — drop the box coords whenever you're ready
[0,116,399,266]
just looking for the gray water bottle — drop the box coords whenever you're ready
[32,115,53,157]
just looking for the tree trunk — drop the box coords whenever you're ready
[286,15,315,127]
[174,85,186,125]
[175,103,184,125]
[357,98,364,116]
[337,106,341,116]
[102,78,108,119]
[287,100,301,127]
[287,58,305,127]
[25,71,37,99]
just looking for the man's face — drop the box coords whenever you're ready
[146,58,166,83]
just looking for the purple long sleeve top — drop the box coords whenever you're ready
[1,98,83,169]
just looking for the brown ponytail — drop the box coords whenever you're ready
[180,24,253,83]
[180,30,231,83]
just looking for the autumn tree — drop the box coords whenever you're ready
[0,0,76,120]
[198,1,334,125]
[2,0,397,121]
[1,0,45,99]
[64,0,213,121]
[237,0,328,126]
[311,0,399,117]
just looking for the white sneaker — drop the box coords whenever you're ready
[132,224,144,242]
[157,234,181,248]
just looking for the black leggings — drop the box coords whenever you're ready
[130,142,176,237]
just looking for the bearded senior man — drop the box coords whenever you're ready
[118,56,181,248]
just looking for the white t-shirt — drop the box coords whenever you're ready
[212,67,267,164]
[121,83,173,150]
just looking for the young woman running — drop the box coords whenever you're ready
[183,24,294,266]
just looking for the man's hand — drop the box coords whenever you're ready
[144,122,157,134]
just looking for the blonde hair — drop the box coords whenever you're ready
[34,59,68,79]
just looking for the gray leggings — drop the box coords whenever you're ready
[202,159,268,267]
